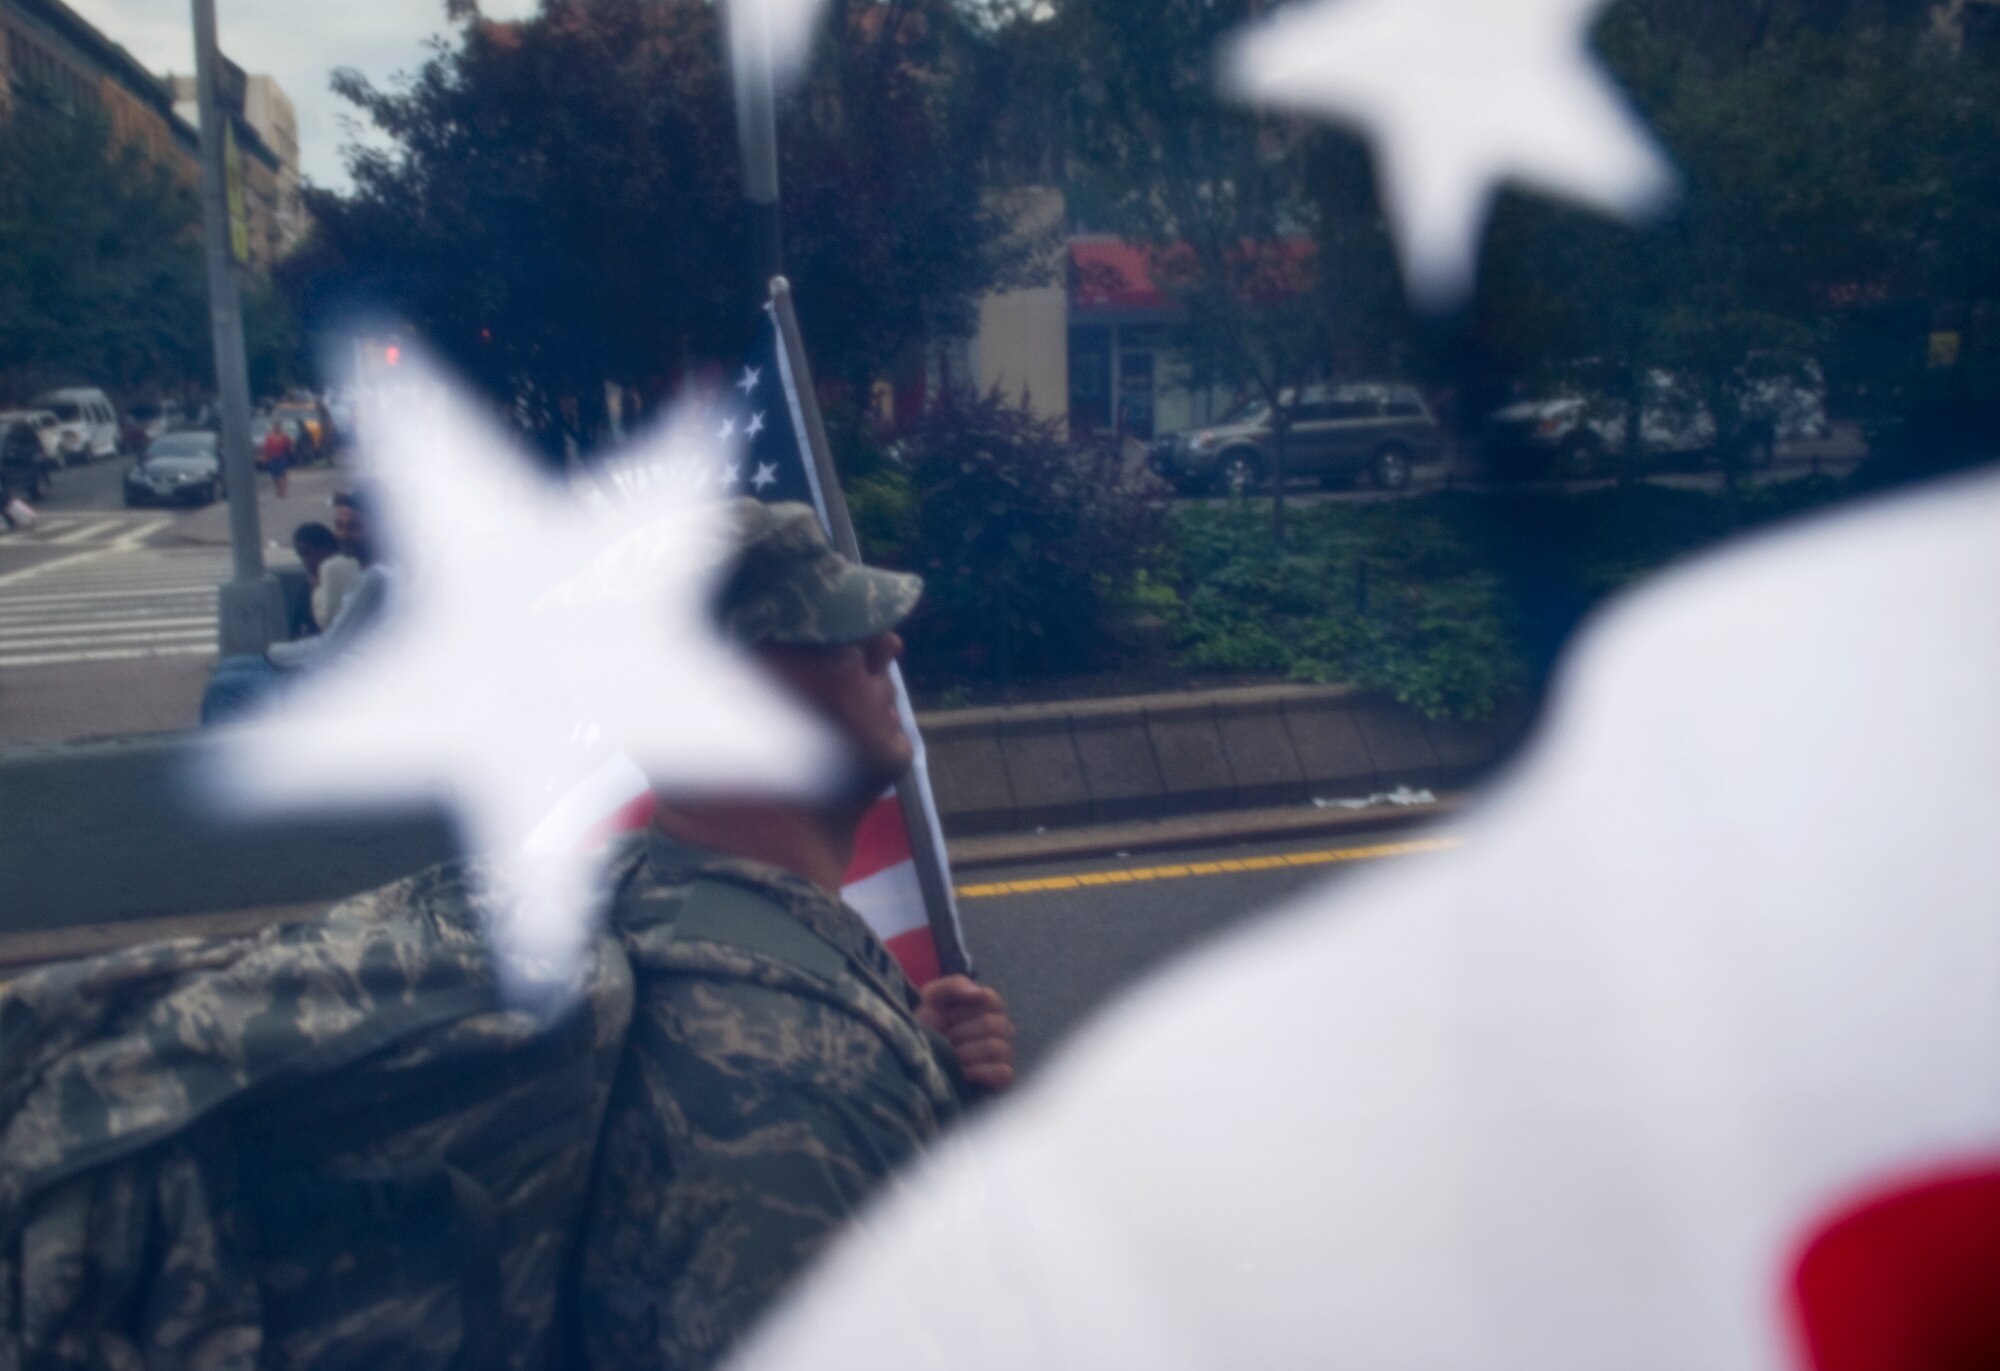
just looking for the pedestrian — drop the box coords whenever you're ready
[259,420,293,498]
[575,499,1015,1371]
[292,520,359,631]
[7,497,1016,1371]
[0,487,33,533]
[200,488,390,723]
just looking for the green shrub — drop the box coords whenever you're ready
[889,389,1165,683]
[1166,501,1528,721]
[1164,475,1852,721]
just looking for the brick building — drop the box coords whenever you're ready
[1,0,296,272]
[1,0,197,175]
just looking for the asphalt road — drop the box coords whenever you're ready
[0,457,343,748]
[957,825,1458,1073]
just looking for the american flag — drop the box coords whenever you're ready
[549,302,967,987]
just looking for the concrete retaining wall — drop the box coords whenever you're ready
[921,684,1526,836]
[0,685,1523,937]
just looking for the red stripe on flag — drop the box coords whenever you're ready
[583,791,658,851]
[1791,1160,2000,1371]
[884,927,940,989]
[845,793,912,886]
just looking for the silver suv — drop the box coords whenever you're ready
[1152,382,1448,495]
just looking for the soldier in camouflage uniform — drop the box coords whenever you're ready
[0,501,1011,1371]
[577,500,1016,1371]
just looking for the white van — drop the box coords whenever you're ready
[33,387,120,464]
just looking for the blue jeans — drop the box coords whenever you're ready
[200,655,290,725]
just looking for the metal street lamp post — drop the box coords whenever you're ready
[191,0,285,656]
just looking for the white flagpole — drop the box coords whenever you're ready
[769,277,973,977]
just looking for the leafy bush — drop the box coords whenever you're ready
[1165,477,1851,721]
[1167,501,1528,721]
[885,389,1165,683]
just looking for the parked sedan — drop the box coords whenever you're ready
[1482,362,1828,479]
[1152,382,1449,494]
[124,431,224,507]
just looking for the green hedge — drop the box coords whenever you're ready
[1162,477,1847,721]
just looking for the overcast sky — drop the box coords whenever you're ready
[67,0,541,189]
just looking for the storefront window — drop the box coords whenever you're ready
[1067,324,1111,434]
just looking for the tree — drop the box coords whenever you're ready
[0,93,209,402]
[1477,4,2000,492]
[1015,0,1410,542]
[288,0,1034,463]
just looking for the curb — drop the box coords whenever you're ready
[919,683,1525,838]
[0,684,1523,946]
[947,793,1463,870]
[0,801,1460,973]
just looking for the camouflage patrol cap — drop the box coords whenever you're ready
[717,499,923,646]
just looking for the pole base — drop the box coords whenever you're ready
[217,576,288,657]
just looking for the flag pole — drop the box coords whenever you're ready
[732,0,784,301]
[769,277,973,977]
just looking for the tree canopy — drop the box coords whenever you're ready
[982,0,1998,456]
[286,0,1037,458]
[0,96,209,402]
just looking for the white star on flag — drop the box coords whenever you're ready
[746,411,766,438]
[1222,0,1676,307]
[738,364,763,394]
[751,461,780,491]
[718,417,738,440]
[723,462,743,489]
[202,347,837,1000]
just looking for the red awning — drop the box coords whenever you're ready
[1068,238,1317,316]
[1070,240,1179,314]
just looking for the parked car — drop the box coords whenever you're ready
[1152,382,1450,494]
[1,416,53,502]
[1482,362,1828,479]
[124,430,224,507]
[32,387,121,464]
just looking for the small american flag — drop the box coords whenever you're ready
[550,302,967,987]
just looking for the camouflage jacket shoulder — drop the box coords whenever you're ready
[0,861,497,1217]
[1,861,636,1371]
[579,830,967,1371]
[608,829,961,1108]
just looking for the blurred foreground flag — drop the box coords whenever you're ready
[726,467,2000,1371]
[567,299,965,986]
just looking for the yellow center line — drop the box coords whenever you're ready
[954,836,1462,900]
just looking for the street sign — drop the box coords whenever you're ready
[224,123,250,267]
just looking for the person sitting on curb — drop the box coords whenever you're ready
[292,520,360,632]
[201,489,389,724]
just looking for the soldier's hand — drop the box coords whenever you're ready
[917,975,1017,1093]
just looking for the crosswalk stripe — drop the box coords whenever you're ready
[0,644,216,668]
[0,534,261,667]
[0,599,212,623]
[43,519,127,546]
[0,623,215,643]
[0,595,215,615]
[1,577,222,594]
[0,563,226,582]
[0,628,215,650]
